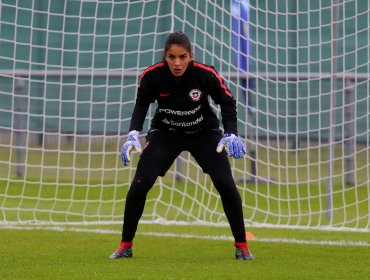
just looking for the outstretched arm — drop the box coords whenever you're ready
[208,70,238,135]
[207,71,246,158]
[122,74,153,165]
[121,130,142,166]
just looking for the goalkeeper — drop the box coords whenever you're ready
[110,31,254,261]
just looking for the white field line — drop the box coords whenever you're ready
[1,224,370,247]
[1,220,369,233]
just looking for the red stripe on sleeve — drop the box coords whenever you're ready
[140,61,165,80]
[193,62,233,97]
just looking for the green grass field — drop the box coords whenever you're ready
[1,144,370,279]
[1,224,370,280]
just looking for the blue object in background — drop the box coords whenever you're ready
[231,0,250,73]
[231,0,254,108]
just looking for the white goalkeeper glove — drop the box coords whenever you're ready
[216,133,246,159]
[121,130,142,166]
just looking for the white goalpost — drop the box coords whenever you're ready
[0,0,369,232]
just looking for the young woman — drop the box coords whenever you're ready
[110,31,254,260]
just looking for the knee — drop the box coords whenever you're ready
[211,175,240,199]
[127,174,155,199]
[133,171,156,189]
[211,173,233,189]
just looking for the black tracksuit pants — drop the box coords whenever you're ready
[121,129,247,243]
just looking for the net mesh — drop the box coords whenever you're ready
[0,0,369,231]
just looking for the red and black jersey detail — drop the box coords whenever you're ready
[129,60,237,135]
[139,61,165,81]
[192,62,232,98]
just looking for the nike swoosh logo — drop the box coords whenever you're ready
[159,93,171,97]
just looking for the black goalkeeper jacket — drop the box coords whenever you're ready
[129,60,238,135]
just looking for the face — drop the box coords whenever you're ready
[164,44,193,77]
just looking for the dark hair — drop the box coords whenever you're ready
[164,31,192,53]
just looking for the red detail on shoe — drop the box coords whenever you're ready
[120,241,133,248]
[115,241,133,253]
[234,242,250,254]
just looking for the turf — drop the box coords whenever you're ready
[1,226,369,280]
[1,144,369,279]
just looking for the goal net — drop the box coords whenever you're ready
[0,0,369,231]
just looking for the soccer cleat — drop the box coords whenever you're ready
[109,241,133,259]
[235,242,255,260]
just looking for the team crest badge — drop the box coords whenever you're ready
[189,89,202,101]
